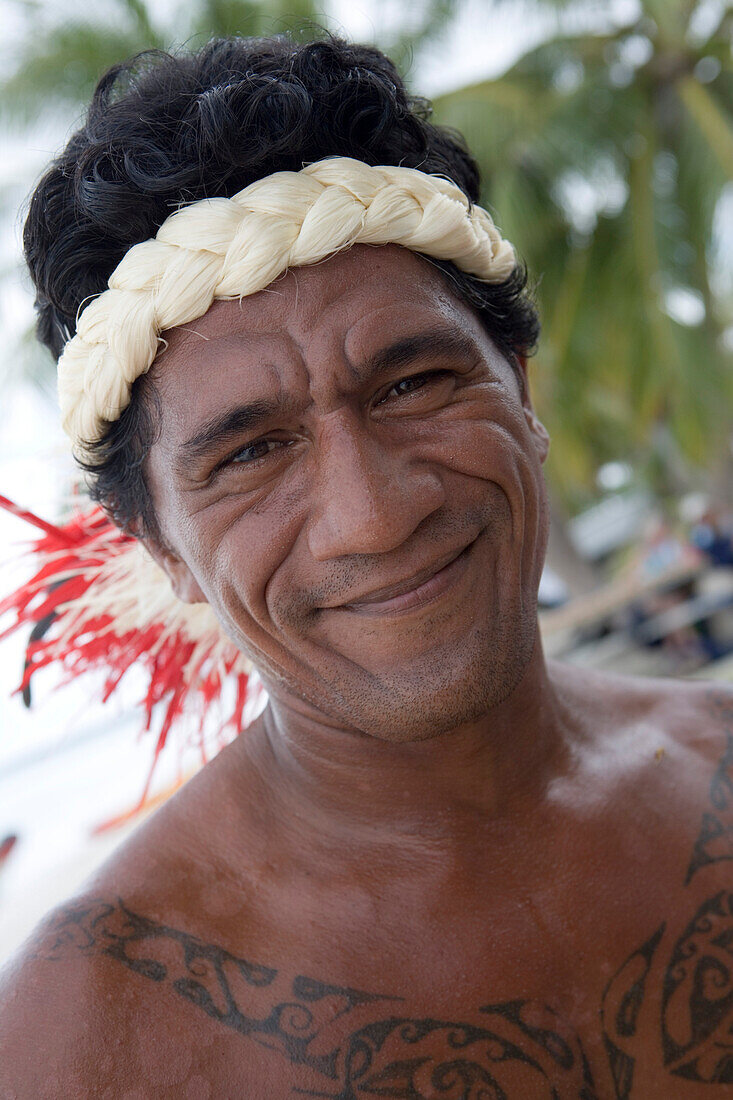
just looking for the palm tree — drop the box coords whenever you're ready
[1,0,323,118]
[432,0,733,515]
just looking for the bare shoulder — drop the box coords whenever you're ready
[622,670,733,762]
[639,673,733,817]
[549,661,733,836]
[0,801,192,1095]
[0,739,266,1097]
[71,724,268,910]
[0,888,248,1098]
[613,668,733,752]
[569,672,733,1094]
[551,658,733,755]
[0,895,140,1096]
[0,750,255,1097]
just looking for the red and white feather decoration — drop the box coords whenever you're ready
[0,494,256,805]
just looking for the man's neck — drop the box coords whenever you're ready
[240,633,579,860]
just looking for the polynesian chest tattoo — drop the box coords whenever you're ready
[602,693,733,1094]
[35,693,733,1099]
[36,897,598,1099]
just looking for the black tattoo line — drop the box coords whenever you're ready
[600,924,665,1100]
[39,897,598,1098]
[40,897,391,1081]
[662,890,733,1084]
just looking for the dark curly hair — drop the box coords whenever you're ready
[24,34,540,540]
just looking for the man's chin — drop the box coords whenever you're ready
[287,616,539,743]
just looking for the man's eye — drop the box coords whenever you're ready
[231,438,282,464]
[381,370,450,402]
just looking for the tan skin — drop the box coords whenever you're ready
[2,244,733,1099]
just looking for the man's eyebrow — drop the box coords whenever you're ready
[175,329,480,469]
[355,328,480,382]
[176,399,283,469]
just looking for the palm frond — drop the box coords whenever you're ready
[1,23,161,121]
[678,76,733,180]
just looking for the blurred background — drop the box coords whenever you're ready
[0,0,732,963]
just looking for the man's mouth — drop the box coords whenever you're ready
[337,539,477,616]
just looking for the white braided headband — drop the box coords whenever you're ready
[58,156,515,456]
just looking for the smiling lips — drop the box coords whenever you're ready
[338,541,475,616]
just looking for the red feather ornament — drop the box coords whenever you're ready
[0,494,257,806]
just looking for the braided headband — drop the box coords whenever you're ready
[58,156,515,457]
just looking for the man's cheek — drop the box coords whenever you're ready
[203,577,295,682]
[192,514,286,613]
[440,418,547,597]
[425,410,530,480]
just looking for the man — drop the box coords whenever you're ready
[1,34,732,1100]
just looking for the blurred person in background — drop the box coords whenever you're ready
[1,32,733,1098]
[691,503,733,568]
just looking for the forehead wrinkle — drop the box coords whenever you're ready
[283,314,362,410]
[156,248,482,422]
[286,268,367,359]
[283,280,431,394]
[153,340,313,466]
[285,245,437,328]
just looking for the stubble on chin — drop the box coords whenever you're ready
[256,602,540,745]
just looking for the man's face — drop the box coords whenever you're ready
[144,244,550,741]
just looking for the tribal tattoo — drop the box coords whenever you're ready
[601,924,665,1099]
[38,898,597,1099]
[602,693,733,1096]
[661,890,733,1083]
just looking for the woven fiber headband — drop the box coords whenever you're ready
[58,156,515,456]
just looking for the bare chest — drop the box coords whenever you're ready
[66,847,733,1100]
[63,703,733,1097]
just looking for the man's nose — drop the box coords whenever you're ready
[306,413,445,560]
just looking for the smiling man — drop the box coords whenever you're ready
[2,34,733,1100]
